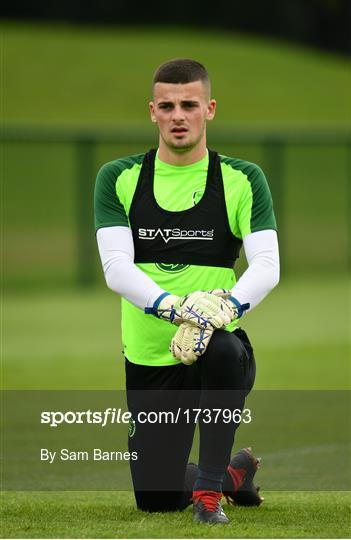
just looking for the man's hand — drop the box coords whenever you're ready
[170,323,215,365]
[169,290,250,365]
[145,290,240,330]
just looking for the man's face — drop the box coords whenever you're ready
[149,80,216,153]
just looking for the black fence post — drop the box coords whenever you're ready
[75,138,96,286]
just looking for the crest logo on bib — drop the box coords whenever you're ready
[155,263,190,273]
[192,189,204,206]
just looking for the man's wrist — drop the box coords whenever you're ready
[144,292,171,315]
[228,296,250,318]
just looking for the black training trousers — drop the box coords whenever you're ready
[125,327,256,512]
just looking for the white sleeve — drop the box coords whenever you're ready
[96,226,166,310]
[231,229,280,311]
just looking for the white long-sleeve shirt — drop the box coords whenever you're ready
[96,226,279,311]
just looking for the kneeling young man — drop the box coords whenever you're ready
[95,58,279,524]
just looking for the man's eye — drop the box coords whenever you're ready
[183,103,197,108]
[159,104,172,109]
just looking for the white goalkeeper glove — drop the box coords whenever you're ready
[170,324,214,365]
[169,289,250,365]
[145,290,239,330]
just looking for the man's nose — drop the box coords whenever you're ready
[171,105,185,122]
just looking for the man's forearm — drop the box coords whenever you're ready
[231,230,280,311]
[97,227,279,313]
[96,226,165,309]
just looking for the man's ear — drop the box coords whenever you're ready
[149,102,157,123]
[206,99,217,121]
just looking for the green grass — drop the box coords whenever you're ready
[1,491,350,538]
[1,23,350,538]
[2,276,350,537]
[2,22,350,288]
[2,278,350,538]
[2,22,349,128]
[3,275,349,390]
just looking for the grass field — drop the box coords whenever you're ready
[2,22,350,289]
[3,275,349,390]
[3,22,349,128]
[1,491,350,539]
[2,276,350,537]
[2,21,350,539]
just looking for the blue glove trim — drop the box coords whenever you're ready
[228,296,250,318]
[144,292,170,315]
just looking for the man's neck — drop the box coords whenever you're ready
[157,142,208,166]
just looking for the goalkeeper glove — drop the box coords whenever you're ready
[170,290,250,365]
[145,290,237,330]
[170,323,214,365]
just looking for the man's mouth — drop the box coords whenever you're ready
[171,127,188,135]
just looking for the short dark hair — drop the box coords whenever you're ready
[153,58,211,95]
